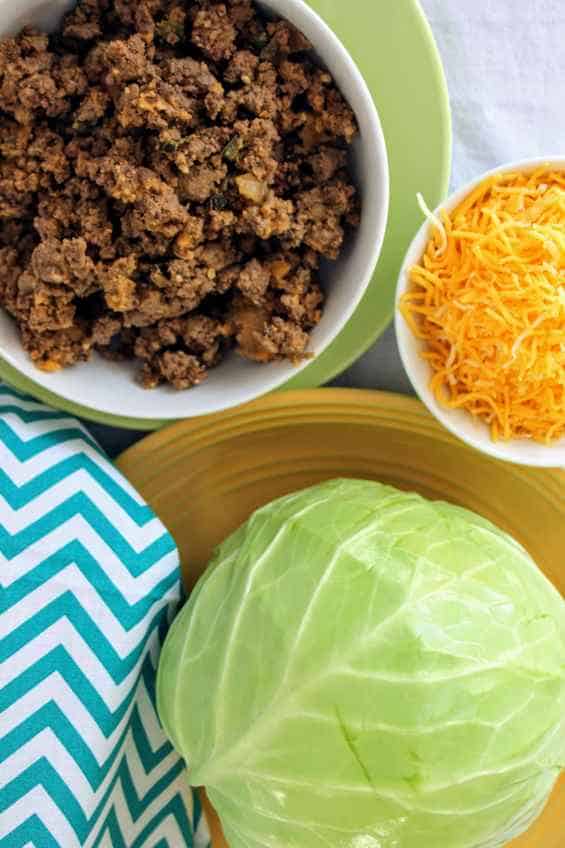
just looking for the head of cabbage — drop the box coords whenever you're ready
[158,479,565,848]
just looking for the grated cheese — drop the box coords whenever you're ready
[400,168,565,443]
[416,192,448,256]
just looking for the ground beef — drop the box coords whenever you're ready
[30,237,98,297]
[134,313,229,382]
[231,296,309,364]
[91,314,123,347]
[236,258,270,305]
[291,181,356,260]
[142,349,208,389]
[191,4,237,62]
[22,324,93,371]
[0,0,359,389]
[116,79,196,130]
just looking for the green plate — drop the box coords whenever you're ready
[0,0,451,430]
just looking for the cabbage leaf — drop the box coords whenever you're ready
[158,480,565,848]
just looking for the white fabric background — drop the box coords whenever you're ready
[334,0,565,395]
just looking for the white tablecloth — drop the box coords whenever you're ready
[334,0,565,394]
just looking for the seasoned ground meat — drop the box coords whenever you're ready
[191,4,237,62]
[0,0,359,390]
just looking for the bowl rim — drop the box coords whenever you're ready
[0,0,390,420]
[395,155,565,468]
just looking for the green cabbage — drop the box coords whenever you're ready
[157,479,565,848]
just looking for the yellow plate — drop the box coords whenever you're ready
[116,389,564,848]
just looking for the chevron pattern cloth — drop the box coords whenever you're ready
[0,385,210,847]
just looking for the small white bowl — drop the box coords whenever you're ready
[395,156,565,468]
[0,0,389,420]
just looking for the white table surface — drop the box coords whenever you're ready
[89,0,565,456]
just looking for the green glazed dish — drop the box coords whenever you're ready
[0,0,451,429]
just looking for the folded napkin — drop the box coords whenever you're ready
[0,385,210,847]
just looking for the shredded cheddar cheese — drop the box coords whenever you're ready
[400,168,565,443]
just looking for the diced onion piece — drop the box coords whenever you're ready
[235,174,268,204]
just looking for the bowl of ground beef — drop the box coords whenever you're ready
[0,0,388,420]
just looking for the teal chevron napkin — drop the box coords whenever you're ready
[0,385,210,847]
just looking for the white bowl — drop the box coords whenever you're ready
[0,0,389,420]
[396,156,565,468]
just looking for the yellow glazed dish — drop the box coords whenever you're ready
[116,388,564,847]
